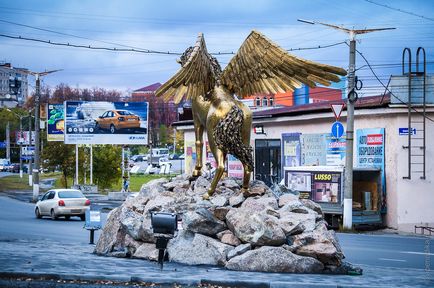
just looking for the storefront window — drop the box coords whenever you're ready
[262,97,268,107]
[269,97,274,106]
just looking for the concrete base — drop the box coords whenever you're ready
[108,192,128,201]
[32,184,39,202]
[28,175,32,186]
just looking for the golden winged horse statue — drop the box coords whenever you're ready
[156,31,346,199]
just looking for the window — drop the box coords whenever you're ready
[255,97,261,106]
[47,191,55,200]
[41,191,50,201]
[58,190,84,198]
[269,97,274,106]
[262,97,268,107]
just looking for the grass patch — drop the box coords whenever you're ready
[113,174,177,192]
[0,172,63,192]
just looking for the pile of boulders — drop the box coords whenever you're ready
[94,175,362,274]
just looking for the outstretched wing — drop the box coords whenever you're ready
[155,33,216,104]
[220,30,347,98]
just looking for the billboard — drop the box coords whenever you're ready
[15,131,35,145]
[64,101,148,145]
[282,133,301,168]
[47,104,65,142]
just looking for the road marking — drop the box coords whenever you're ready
[378,258,407,262]
[401,251,434,256]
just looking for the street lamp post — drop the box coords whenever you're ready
[297,19,395,229]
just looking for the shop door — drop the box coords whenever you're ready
[255,139,281,187]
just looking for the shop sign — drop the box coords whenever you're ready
[300,133,328,166]
[282,133,301,168]
[356,128,386,211]
[311,172,341,203]
[227,154,244,179]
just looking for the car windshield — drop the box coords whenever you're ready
[117,110,133,115]
[58,190,84,198]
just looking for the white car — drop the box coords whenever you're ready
[35,189,90,220]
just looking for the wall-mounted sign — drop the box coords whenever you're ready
[254,125,265,134]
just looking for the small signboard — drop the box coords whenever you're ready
[0,141,5,148]
[331,103,345,120]
[399,127,416,136]
[331,121,345,139]
[84,210,101,230]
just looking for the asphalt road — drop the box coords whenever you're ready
[0,196,433,271]
[0,196,107,244]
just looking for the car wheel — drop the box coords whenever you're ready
[110,124,116,134]
[65,215,70,220]
[35,208,42,219]
[51,209,58,220]
[80,214,85,221]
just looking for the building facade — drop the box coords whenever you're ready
[0,63,29,108]
[175,95,434,232]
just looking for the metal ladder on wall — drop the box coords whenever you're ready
[402,47,426,180]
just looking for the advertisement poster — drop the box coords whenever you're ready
[15,131,35,145]
[21,146,35,160]
[64,101,148,144]
[205,141,217,169]
[326,135,346,166]
[284,170,311,199]
[185,139,196,175]
[356,128,386,211]
[47,104,65,141]
[311,171,341,203]
[282,133,301,168]
[301,133,328,166]
[227,154,244,179]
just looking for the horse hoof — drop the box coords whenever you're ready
[202,192,210,200]
[241,188,250,198]
[192,169,202,177]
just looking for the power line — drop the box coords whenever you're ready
[364,0,434,22]
[0,33,348,55]
[353,44,434,122]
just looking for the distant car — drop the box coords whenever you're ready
[179,154,185,159]
[35,189,90,221]
[8,163,20,173]
[131,154,149,162]
[0,159,11,171]
[169,153,179,160]
[95,110,140,134]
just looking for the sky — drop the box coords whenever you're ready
[0,0,433,97]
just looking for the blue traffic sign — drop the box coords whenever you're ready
[0,141,5,148]
[331,121,345,138]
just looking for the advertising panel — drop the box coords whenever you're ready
[21,146,35,160]
[284,170,311,199]
[47,104,65,141]
[356,128,386,211]
[311,171,341,203]
[185,139,196,175]
[15,131,35,145]
[282,133,301,168]
[227,154,244,179]
[326,135,346,166]
[300,133,328,166]
[284,167,343,203]
[64,101,148,145]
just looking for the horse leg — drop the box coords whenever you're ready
[192,122,204,177]
[240,106,253,195]
[203,148,226,200]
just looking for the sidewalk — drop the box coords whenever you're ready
[1,237,433,287]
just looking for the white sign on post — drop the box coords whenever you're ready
[331,103,345,120]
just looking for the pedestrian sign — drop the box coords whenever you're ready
[331,121,345,139]
[331,103,345,120]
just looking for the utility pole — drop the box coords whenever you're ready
[297,19,395,229]
[28,112,33,186]
[19,116,23,178]
[5,121,10,160]
[26,69,62,202]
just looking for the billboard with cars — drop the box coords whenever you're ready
[64,101,148,145]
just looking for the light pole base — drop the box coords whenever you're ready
[32,184,39,202]
[343,198,353,230]
[28,175,33,186]
[19,170,23,178]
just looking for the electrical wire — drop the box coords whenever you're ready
[364,0,434,22]
[351,44,434,122]
[0,33,348,55]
